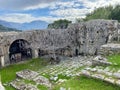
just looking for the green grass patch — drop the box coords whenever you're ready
[107,54,120,70]
[37,85,48,90]
[53,76,120,90]
[0,58,49,90]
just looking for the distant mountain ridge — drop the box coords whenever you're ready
[0,20,49,30]
[0,24,21,32]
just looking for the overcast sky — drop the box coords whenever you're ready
[0,0,119,23]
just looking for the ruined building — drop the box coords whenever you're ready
[0,19,119,67]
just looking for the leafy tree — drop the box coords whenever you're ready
[85,5,113,21]
[110,5,120,22]
[48,19,72,29]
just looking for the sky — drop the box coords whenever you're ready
[0,0,119,23]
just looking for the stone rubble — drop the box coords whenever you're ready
[33,76,51,88]
[16,69,39,80]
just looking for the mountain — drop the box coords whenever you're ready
[0,24,21,32]
[0,20,49,30]
[20,20,49,30]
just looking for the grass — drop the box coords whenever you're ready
[53,76,120,90]
[1,55,120,90]
[0,58,49,90]
[107,54,120,70]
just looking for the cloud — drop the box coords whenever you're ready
[49,0,120,22]
[0,0,120,23]
[0,0,57,10]
[0,13,60,23]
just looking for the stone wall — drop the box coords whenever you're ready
[100,43,120,56]
[0,19,119,66]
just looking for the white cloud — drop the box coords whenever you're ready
[0,0,120,23]
[0,13,60,23]
[0,0,57,10]
[0,14,36,23]
[50,8,91,17]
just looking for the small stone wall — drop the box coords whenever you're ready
[100,43,120,56]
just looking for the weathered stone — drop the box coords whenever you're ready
[89,68,97,72]
[104,77,115,84]
[16,69,39,80]
[100,44,120,55]
[115,80,120,86]
[33,76,51,88]
[113,72,120,79]
[0,82,5,90]
[91,74,105,80]
[10,79,38,90]
[0,19,119,67]
[81,70,91,76]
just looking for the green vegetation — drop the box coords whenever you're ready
[53,76,120,90]
[1,56,120,90]
[0,24,21,32]
[107,54,120,70]
[47,19,72,29]
[0,58,49,89]
[76,5,120,22]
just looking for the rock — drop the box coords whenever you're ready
[92,56,112,66]
[90,68,97,72]
[113,73,120,79]
[0,83,5,90]
[57,79,67,84]
[16,69,39,80]
[105,72,113,76]
[81,70,91,76]
[91,74,105,80]
[60,87,66,90]
[97,69,105,74]
[93,55,107,61]
[104,67,110,72]
[33,76,51,88]
[86,61,92,66]
[115,80,120,86]
[50,76,58,81]
[104,77,115,83]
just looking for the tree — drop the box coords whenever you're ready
[110,5,120,22]
[47,19,72,29]
[84,5,113,21]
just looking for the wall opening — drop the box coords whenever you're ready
[75,49,79,56]
[9,39,32,63]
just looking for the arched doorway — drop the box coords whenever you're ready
[9,39,32,63]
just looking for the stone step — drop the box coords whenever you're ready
[81,68,120,86]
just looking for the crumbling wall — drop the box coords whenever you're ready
[0,19,119,66]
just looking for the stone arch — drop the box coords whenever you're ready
[9,39,32,63]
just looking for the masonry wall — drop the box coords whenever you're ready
[0,19,119,66]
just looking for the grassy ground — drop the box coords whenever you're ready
[107,54,120,70]
[0,58,49,90]
[53,76,120,90]
[1,55,120,90]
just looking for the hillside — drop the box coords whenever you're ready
[82,5,120,22]
[0,24,21,32]
[0,20,48,30]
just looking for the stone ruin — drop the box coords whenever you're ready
[0,19,120,67]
